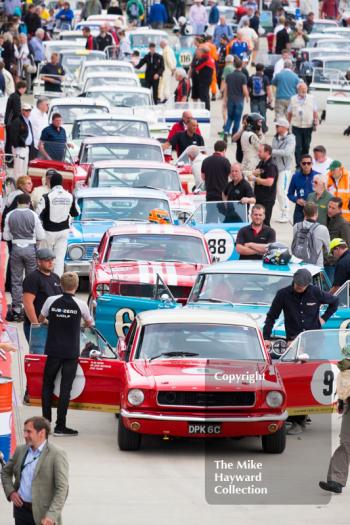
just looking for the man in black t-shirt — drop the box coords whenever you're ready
[249,144,278,226]
[40,53,65,93]
[39,272,93,437]
[168,119,204,157]
[223,163,256,204]
[22,248,61,343]
[236,204,276,260]
[201,140,231,202]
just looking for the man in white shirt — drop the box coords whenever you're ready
[273,49,291,77]
[312,145,333,176]
[30,97,49,153]
[187,144,208,187]
[159,39,176,103]
[0,60,15,95]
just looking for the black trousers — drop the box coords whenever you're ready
[198,83,210,111]
[146,78,160,104]
[14,505,35,525]
[292,126,312,166]
[259,200,275,226]
[42,356,78,429]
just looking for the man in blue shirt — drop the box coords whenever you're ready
[55,1,74,29]
[148,0,168,28]
[213,16,233,46]
[271,60,300,118]
[230,30,249,59]
[29,28,45,69]
[39,113,67,161]
[287,153,318,224]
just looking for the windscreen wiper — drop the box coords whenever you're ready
[195,297,235,306]
[149,351,199,361]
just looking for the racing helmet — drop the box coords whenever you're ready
[246,112,264,132]
[148,208,171,224]
[263,243,291,266]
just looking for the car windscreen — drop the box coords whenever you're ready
[323,59,350,71]
[83,64,132,78]
[188,201,248,224]
[106,233,207,264]
[84,143,163,163]
[72,120,149,139]
[50,104,109,124]
[85,91,151,107]
[189,273,293,305]
[84,76,139,90]
[135,323,265,361]
[91,166,180,191]
[131,34,166,46]
[78,196,170,221]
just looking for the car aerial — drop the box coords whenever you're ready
[65,188,173,277]
[85,160,196,220]
[29,136,165,192]
[80,71,140,93]
[186,201,249,262]
[24,309,288,452]
[81,85,153,109]
[90,223,211,315]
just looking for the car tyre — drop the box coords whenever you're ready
[261,424,286,454]
[118,417,141,451]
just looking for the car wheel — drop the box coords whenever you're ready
[118,417,141,451]
[261,424,286,454]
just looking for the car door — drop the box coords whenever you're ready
[275,330,343,415]
[25,327,124,413]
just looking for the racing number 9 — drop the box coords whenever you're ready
[115,308,135,338]
[208,238,226,255]
[323,370,334,396]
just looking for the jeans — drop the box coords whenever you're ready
[292,126,313,166]
[224,99,244,135]
[42,356,78,428]
[250,97,267,132]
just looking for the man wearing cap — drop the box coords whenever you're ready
[9,103,35,179]
[272,117,296,222]
[327,160,350,222]
[329,239,350,294]
[264,268,338,344]
[22,248,61,343]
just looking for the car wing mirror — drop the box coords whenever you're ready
[296,352,309,362]
[89,349,102,360]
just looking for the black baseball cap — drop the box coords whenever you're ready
[293,268,312,287]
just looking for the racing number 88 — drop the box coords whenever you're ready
[208,238,226,255]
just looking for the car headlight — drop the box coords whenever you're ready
[95,283,110,296]
[266,391,284,408]
[127,389,145,406]
[68,245,85,261]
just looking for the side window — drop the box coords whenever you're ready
[320,271,331,292]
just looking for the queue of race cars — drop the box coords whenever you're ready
[7,10,349,453]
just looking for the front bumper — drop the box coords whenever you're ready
[64,260,91,276]
[121,409,288,438]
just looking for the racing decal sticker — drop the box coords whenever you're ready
[54,364,86,400]
[204,229,234,262]
[115,307,135,338]
[310,363,339,405]
[179,51,192,66]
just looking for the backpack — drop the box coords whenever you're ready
[291,222,320,264]
[251,75,265,97]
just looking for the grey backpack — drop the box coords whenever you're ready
[291,222,320,264]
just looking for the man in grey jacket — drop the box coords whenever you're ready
[1,416,68,525]
[3,193,45,322]
[271,117,296,223]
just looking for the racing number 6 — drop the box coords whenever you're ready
[322,370,334,396]
[115,308,135,338]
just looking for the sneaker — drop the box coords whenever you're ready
[211,94,216,101]
[54,427,78,437]
[223,133,228,143]
[287,422,303,435]
[319,480,342,494]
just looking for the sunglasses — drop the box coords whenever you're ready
[301,161,312,165]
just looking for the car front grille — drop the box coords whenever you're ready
[157,391,255,407]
